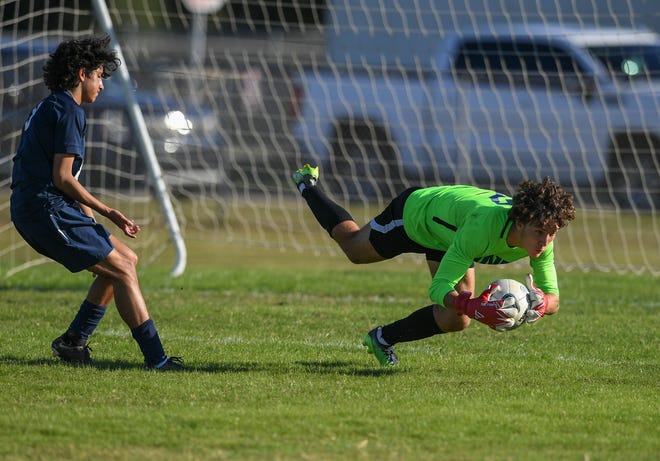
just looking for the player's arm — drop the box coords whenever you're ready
[428,245,515,330]
[527,249,560,321]
[524,273,559,322]
[52,153,140,238]
[427,245,472,308]
[543,292,559,316]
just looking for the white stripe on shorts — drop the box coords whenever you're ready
[369,218,404,234]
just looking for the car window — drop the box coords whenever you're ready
[454,39,586,91]
[587,44,660,81]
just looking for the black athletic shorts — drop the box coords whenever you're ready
[368,187,448,262]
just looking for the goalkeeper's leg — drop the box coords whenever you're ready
[363,304,449,366]
[293,165,386,264]
[378,300,472,346]
[365,263,475,353]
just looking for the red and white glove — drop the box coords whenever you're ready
[525,274,549,323]
[454,283,518,331]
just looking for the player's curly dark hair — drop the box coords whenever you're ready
[43,34,120,92]
[509,177,575,231]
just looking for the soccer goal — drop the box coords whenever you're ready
[0,0,658,276]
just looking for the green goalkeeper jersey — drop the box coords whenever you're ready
[402,185,558,305]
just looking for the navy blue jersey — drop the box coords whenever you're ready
[10,91,86,220]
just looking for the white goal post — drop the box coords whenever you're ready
[0,0,658,277]
[91,0,186,276]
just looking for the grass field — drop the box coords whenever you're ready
[0,244,658,461]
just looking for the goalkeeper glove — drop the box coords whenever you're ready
[525,273,549,323]
[454,283,518,331]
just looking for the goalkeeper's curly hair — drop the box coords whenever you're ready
[509,177,575,232]
[43,34,120,92]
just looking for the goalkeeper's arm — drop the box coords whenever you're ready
[525,274,560,322]
[545,294,559,315]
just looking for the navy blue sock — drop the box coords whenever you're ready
[67,300,107,341]
[301,187,353,236]
[131,319,167,367]
[380,305,444,345]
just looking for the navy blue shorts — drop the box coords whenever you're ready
[13,205,114,273]
[369,187,448,262]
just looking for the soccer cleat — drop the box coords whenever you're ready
[51,334,92,365]
[292,164,319,189]
[363,327,398,366]
[147,356,185,372]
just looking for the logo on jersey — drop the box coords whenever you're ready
[475,255,509,265]
[489,193,512,206]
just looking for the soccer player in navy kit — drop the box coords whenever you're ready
[292,164,575,366]
[10,35,183,370]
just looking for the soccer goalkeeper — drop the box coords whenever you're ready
[292,164,575,366]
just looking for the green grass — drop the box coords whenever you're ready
[0,259,658,460]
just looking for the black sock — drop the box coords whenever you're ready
[67,300,107,341]
[380,305,443,345]
[131,319,167,368]
[301,186,353,236]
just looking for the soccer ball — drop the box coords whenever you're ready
[488,278,530,331]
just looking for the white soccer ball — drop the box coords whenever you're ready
[488,278,530,331]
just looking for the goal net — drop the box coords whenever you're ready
[1,0,658,276]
